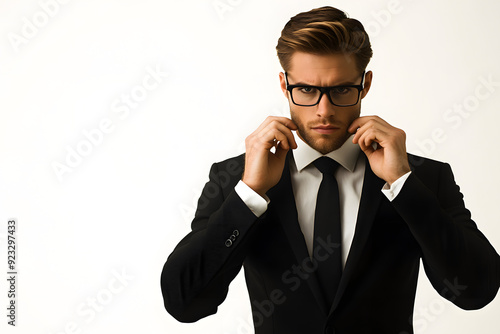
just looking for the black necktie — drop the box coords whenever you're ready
[313,157,342,308]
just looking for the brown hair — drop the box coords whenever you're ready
[276,6,373,73]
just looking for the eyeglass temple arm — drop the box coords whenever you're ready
[284,72,290,88]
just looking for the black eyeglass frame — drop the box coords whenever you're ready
[284,71,366,107]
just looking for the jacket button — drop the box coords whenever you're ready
[233,230,240,236]
[225,239,233,247]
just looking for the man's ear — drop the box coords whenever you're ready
[360,70,373,100]
[279,72,289,98]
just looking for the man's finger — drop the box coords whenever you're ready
[256,116,297,133]
[348,115,387,134]
[265,121,298,150]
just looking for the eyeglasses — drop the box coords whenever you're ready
[284,71,366,107]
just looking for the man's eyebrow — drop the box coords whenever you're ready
[290,81,316,86]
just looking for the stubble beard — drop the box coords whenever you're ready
[290,110,359,155]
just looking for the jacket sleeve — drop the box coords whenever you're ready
[392,161,500,309]
[160,158,261,322]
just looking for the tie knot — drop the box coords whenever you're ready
[313,157,340,175]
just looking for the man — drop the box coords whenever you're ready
[161,6,500,333]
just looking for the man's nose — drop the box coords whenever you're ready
[316,93,336,118]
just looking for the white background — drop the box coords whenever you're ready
[1,0,499,333]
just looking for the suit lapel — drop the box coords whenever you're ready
[267,153,386,315]
[267,152,330,315]
[330,156,386,313]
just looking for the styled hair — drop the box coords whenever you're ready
[276,6,373,73]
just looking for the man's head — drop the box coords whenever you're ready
[276,6,373,154]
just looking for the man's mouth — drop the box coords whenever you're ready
[311,125,339,135]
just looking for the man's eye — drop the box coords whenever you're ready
[299,87,318,94]
[332,87,350,95]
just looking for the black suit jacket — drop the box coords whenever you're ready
[161,152,500,334]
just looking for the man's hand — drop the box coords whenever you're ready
[242,116,298,198]
[349,116,411,186]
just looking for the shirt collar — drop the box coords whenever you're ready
[292,132,361,173]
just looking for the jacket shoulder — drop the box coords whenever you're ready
[407,153,456,195]
[206,153,246,194]
[214,153,245,169]
[408,153,448,169]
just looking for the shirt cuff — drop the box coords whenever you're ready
[381,171,412,201]
[234,181,270,217]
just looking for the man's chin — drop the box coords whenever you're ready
[312,142,344,155]
[303,133,348,154]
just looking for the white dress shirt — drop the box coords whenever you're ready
[289,134,364,267]
[235,133,411,267]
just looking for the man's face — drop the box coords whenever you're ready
[280,52,372,154]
